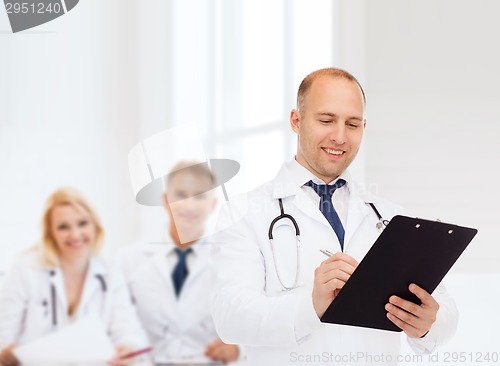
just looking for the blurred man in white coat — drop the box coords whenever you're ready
[210,68,458,365]
[119,161,241,364]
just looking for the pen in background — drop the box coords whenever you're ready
[117,346,153,360]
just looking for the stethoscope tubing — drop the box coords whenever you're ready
[49,271,107,327]
[268,198,300,239]
[269,199,388,290]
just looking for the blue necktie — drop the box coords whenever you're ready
[172,248,192,297]
[306,179,347,249]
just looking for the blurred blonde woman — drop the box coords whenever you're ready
[0,187,148,366]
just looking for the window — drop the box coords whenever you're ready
[162,0,336,196]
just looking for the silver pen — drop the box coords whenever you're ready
[320,249,335,257]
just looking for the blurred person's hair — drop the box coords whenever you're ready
[40,187,104,267]
[164,160,216,191]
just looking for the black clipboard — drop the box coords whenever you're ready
[320,215,477,332]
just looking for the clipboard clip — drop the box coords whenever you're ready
[415,217,442,223]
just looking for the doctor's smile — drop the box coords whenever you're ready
[322,148,344,156]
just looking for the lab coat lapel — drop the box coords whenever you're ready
[177,255,210,330]
[272,162,329,228]
[344,184,370,246]
[49,268,68,321]
[78,258,106,314]
[293,189,331,228]
[146,247,180,326]
[182,243,209,289]
[151,248,177,300]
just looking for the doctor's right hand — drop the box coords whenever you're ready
[0,344,20,366]
[312,252,358,318]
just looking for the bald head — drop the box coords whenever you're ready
[297,68,366,113]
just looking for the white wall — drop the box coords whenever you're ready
[363,0,500,272]
[351,2,500,359]
[0,0,144,267]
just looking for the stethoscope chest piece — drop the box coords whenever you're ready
[376,219,390,233]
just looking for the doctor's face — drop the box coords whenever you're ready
[164,171,217,243]
[50,204,96,261]
[291,76,366,184]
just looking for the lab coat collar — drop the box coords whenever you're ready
[165,237,209,258]
[45,256,107,278]
[271,157,353,200]
[271,158,371,249]
[149,233,210,296]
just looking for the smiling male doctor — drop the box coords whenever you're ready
[210,68,458,365]
[119,161,241,364]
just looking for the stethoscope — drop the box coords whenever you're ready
[268,198,301,291]
[46,270,107,327]
[368,202,390,232]
[268,199,389,291]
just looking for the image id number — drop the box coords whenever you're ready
[5,2,63,14]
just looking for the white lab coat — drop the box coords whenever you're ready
[118,238,239,364]
[210,160,458,366]
[0,248,148,351]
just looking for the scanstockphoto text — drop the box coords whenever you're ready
[289,351,499,364]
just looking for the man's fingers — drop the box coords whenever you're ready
[409,284,438,308]
[315,253,358,290]
[316,256,358,278]
[388,296,423,318]
[314,264,353,288]
[386,307,430,338]
[322,252,359,267]
[321,268,351,284]
[386,285,440,338]
[385,302,418,326]
[386,312,419,334]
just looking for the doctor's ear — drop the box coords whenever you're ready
[290,109,301,133]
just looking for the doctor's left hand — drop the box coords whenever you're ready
[107,345,135,366]
[385,283,439,338]
[0,344,20,366]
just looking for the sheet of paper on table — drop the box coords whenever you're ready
[13,314,115,365]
